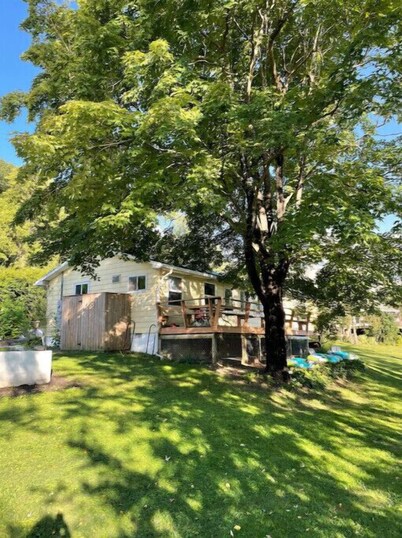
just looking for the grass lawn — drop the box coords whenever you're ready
[0,344,401,537]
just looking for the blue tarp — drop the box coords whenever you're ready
[289,349,356,370]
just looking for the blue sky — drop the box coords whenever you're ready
[0,0,38,165]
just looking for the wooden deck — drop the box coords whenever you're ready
[157,297,314,338]
[160,325,265,335]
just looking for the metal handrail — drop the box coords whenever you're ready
[146,324,158,355]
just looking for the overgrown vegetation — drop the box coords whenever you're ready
[0,159,39,267]
[316,310,401,345]
[290,359,366,390]
[0,266,46,339]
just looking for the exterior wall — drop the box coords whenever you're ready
[60,258,159,335]
[44,257,160,340]
[157,268,220,301]
[157,269,244,328]
[42,257,316,352]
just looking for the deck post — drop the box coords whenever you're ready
[207,298,214,326]
[213,297,222,329]
[244,302,251,326]
[181,300,188,328]
[241,335,248,365]
[211,333,218,365]
[156,302,161,327]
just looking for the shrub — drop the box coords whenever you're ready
[290,368,329,390]
[0,297,29,338]
[289,358,365,389]
[326,358,365,379]
[0,266,47,339]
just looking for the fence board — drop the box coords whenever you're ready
[61,293,131,351]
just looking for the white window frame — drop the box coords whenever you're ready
[74,282,90,295]
[112,274,121,284]
[128,275,147,293]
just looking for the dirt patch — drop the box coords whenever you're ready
[0,375,84,398]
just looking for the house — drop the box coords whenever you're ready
[35,256,315,362]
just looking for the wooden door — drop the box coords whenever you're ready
[61,294,105,351]
[104,293,132,351]
[61,295,84,350]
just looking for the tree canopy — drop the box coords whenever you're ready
[2,0,401,372]
[0,160,37,266]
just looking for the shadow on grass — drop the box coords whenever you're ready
[1,350,401,537]
[8,513,70,538]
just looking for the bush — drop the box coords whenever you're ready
[0,297,29,338]
[326,358,365,380]
[290,368,329,390]
[289,358,365,389]
[0,266,47,339]
[318,340,333,353]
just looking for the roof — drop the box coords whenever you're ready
[34,262,69,287]
[34,256,220,287]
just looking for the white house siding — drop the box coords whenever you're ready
[43,257,159,345]
[157,269,246,328]
[41,257,312,350]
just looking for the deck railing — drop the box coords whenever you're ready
[157,296,264,330]
[157,298,316,338]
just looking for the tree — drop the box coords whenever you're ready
[0,159,14,193]
[304,233,402,341]
[0,161,40,266]
[2,0,401,377]
[366,312,400,344]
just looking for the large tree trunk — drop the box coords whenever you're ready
[243,182,290,380]
[261,279,289,380]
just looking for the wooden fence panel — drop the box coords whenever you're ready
[61,295,84,350]
[80,293,105,351]
[61,293,130,351]
[104,293,132,351]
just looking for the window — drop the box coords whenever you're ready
[204,283,216,297]
[204,282,216,305]
[128,275,146,292]
[168,276,182,305]
[224,288,233,307]
[75,283,88,295]
[112,275,121,284]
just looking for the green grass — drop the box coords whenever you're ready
[0,344,401,537]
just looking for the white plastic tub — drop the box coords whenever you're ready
[0,350,52,389]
